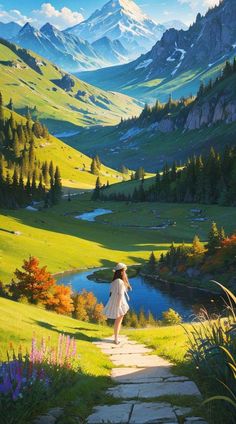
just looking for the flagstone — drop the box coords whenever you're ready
[86,403,132,423]
[129,402,178,423]
[111,367,173,382]
[87,336,206,424]
[107,381,201,398]
[110,353,172,367]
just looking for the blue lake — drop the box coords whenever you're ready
[57,269,224,322]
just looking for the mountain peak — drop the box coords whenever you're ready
[40,22,59,35]
[66,0,164,58]
[19,22,38,35]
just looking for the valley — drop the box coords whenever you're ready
[1,195,236,283]
[0,1,236,423]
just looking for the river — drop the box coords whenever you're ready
[57,269,224,322]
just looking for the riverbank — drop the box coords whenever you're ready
[87,266,140,283]
[139,271,222,296]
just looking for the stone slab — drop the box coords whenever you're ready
[111,367,173,383]
[108,381,201,399]
[101,345,152,355]
[129,402,178,423]
[165,376,190,382]
[110,353,172,368]
[86,403,132,423]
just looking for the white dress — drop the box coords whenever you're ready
[104,278,129,319]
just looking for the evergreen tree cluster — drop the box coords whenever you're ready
[130,167,146,181]
[0,94,62,208]
[144,222,230,278]
[90,155,101,175]
[197,58,236,99]
[99,146,236,206]
[119,57,236,130]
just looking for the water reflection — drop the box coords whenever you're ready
[57,269,225,322]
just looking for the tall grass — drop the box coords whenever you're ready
[185,282,236,423]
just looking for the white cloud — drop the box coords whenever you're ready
[32,3,84,29]
[178,0,220,11]
[0,8,34,25]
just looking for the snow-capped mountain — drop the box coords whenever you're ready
[78,0,236,99]
[92,37,128,64]
[162,20,188,31]
[0,21,21,40]
[12,22,126,72]
[65,0,166,58]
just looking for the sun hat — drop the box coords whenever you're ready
[113,262,127,272]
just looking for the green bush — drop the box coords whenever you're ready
[162,308,182,325]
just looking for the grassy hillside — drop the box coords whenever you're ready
[0,296,113,421]
[2,107,124,190]
[78,55,232,104]
[64,120,236,171]
[65,70,236,171]
[1,196,236,283]
[0,39,141,133]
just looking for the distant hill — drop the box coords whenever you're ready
[67,63,236,171]
[0,38,141,133]
[77,0,236,103]
[0,21,21,39]
[1,106,124,191]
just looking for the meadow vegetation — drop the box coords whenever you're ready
[0,297,113,423]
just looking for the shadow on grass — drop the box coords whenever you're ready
[34,320,95,342]
[0,206,172,257]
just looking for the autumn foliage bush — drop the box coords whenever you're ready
[1,256,108,324]
[7,256,73,315]
[72,290,106,324]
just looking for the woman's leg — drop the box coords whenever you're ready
[114,315,124,343]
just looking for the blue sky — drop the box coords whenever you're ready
[0,0,219,28]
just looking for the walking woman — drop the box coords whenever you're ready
[104,263,132,344]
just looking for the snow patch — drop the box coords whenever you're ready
[25,206,38,212]
[135,59,153,70]
[120,127,142,141]
[171,47,186,76]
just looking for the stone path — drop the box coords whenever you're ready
[87,335,207,424]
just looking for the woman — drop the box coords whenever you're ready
[104,263,132,344]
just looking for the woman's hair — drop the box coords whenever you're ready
[112,269,131,290]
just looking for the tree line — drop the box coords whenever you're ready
[119,57,236,129]
[97,146,236,206]
[0,93,62,208]
[144,222,236,290]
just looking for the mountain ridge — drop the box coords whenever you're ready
[65,0,166,59]
[77,0,236,102]
[67,62,236,171]
[0,37,141,133]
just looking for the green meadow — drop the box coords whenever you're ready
[0,297,113,421]
[0,296,206,421]
[1,196,236,284]
[0,41,141,133]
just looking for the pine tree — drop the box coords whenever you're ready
[92,177,102,200]
[192,235,205,255]
[148,252,157,273]
[207,222,221,254]
[219,227,226,242]
[90,157,99,175]
[13,131,20,158]
[8,98,13,110]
